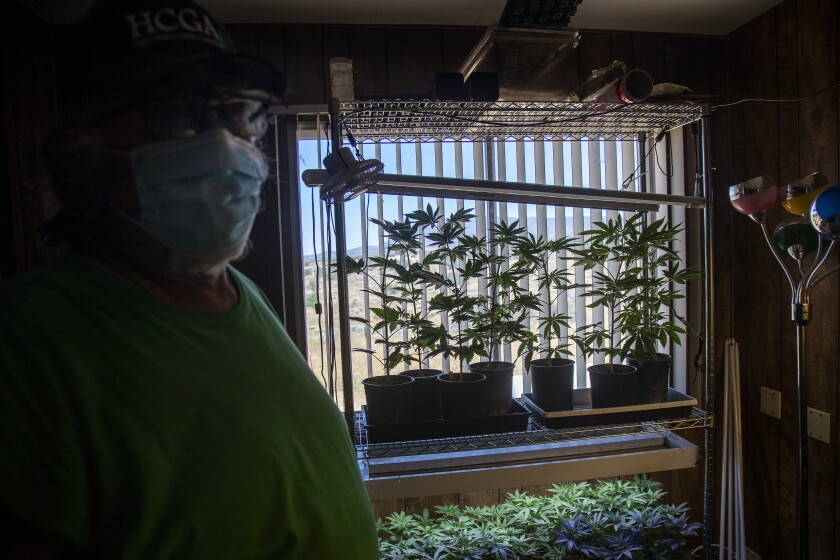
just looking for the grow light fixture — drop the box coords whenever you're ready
[299,171,707,213]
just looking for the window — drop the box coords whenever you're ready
[297,121,693,413]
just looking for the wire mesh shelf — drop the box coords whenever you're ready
[355,402,711,462]
[338,100,704,142]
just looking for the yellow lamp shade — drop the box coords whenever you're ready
[780,172,829,215]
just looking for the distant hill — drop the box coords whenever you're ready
[304,245,379,263]
[303,215,579,262]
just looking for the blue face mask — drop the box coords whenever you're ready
[127,128,269,258]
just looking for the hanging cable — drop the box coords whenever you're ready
[621,127,667,190]
[319,118,340,399]
[691,121,703,198]
[653,130,673,179]
[711,81,840,110]
[310,171,327,390]
[324,199,338,398]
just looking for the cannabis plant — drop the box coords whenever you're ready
[346,217,423,375]
[469,220,541,365]
[512,231,579,365]
[616,214,699,366]
[377,475,702,560]
[571,214,645,370]
[405,204,483,375]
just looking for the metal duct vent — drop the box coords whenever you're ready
[498,0,585,28]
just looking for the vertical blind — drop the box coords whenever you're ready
[298,127,690,401]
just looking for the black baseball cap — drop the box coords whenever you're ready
[70,0,285,101]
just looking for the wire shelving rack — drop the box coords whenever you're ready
[338,100,703,142]
[322,98,715,556]
[355,405,712,462]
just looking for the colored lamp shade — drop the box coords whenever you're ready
[780,172,829,216]
[810,184,840,241]
[729,175,778,223]
[773,217,818,260]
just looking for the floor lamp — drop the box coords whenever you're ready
[729,173,840,560]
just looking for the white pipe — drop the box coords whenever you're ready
[719,338,748,559]
[726,341,734,560]
[719,339,731,560]
[734,341,746,559]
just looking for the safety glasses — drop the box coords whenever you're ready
[145,95,270,140]
[90,89,271,141]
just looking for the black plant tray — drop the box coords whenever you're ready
[521,388,697,429]
[362,401,530,444]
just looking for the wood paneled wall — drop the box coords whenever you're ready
[716,1,840,558]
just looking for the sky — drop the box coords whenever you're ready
[296,137,629,256]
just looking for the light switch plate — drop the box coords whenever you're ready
[760,387,781,419]
[746,547,762,560]
[808,408,830,443]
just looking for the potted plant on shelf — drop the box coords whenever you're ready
[345,218,415,426]
[618,214,699,404]
[408,204,487,419]
[390,258,445,420]
[513,232,579,411]
[466,220,541,416]
[386,215,444,421]
[572,214,642,408]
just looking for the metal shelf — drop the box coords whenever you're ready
[321,96,714,555]
[338,100,704,142]
[355,402,711,463]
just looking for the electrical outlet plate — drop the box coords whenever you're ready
[746,547,762,560]
[807,407,830,443]
[760,387,781,419]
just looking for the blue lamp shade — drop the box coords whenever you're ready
[810,184,840,241]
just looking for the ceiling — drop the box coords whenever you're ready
[28,0,784,35]
[201,0,784,35]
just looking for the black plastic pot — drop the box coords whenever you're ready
[626,353,671,404]
[530,357,575,411]
[468,361,515,416]
[436,371,487,419]
[405,368,443,421]
[587,364,638,408]
[361,374,414,425]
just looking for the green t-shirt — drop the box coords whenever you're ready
[0,256,378,560]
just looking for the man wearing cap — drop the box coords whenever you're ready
[0,1,379,558]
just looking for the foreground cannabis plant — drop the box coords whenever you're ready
[377,476,701,560]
